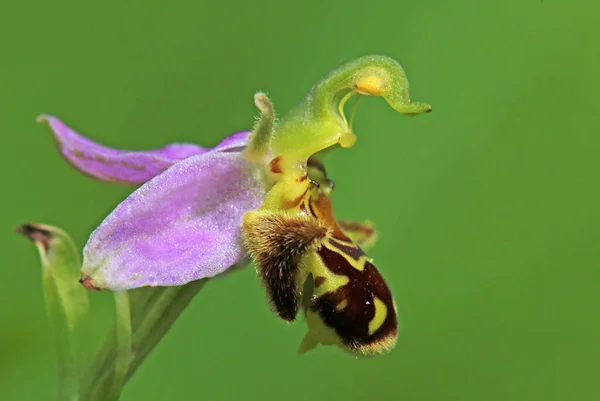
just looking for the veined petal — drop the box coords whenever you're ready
[81,151,265,291]
[39,115,250,185]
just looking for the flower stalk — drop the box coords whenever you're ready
[107,292,132,401]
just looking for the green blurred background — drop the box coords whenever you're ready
[2,0,599,400]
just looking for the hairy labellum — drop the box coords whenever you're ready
[243,211,327,321]
[244,161,399,355]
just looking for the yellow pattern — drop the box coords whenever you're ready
[368,297,388,335]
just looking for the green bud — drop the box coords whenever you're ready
[17,224,90,401]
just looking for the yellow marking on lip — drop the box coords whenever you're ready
[368,297,387,335]
[304,252,349,297]
[321,241,368,271]
[335,299,348,311]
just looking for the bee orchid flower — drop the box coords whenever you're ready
[41,55,431,356]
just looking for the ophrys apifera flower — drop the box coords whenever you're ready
[41,55,431,356]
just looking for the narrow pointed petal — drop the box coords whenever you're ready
[39,115,250,185]
[81,151,265,291]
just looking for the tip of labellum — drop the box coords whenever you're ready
[79,273,102,291]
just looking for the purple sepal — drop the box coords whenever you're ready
[81,151,265,290]
[39,115,250,185]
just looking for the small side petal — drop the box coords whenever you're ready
[39,115,250,185]
[338,220,378,249]
[81,151,265,291]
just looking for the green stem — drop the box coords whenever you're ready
[107,291,132,401]
[81,279,208,400]
[44,271,79,401]
[127,279,207,379]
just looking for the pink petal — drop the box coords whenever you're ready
[39,115,250,185]
[81,151,265,290]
